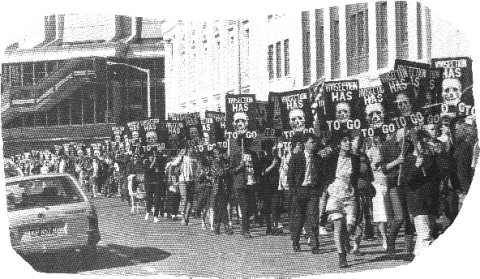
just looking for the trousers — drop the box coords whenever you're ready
[290,187,320,247]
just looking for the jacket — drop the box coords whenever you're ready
[287,151,324,196]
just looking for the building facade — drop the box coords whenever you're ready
[164,1,466,116]
[1,14,165,155]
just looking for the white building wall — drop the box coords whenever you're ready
[62,14,116,43]
[164,1,470,116]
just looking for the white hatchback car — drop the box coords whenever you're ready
[5,173,101,271]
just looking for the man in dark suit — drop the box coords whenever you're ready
[288,133,325,254]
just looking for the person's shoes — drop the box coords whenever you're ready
[145,212,150,221]
[386,237,396,257]
[404,235,414,255]
[265,228,273,235]
[243,232,253,239]
[351,248,364,257]
[292,242,301,252]
[130,208,135,215]
[255,215,264,227]
[153,217,159,223]
[311,247,321,254]
[214,224,221,235]
[363,235,376,241]
[338,253,348,268]
[319,226,329,236]
[201,222,207,230]
[345,241,352,254]
[382,239,388,251]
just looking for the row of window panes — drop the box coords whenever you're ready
[1,61,64,87]
[268,39,290,80]
[295,1,413,80]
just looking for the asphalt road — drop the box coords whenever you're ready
[24,197,408,276]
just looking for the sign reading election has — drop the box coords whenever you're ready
[225,94,257,139]
[323,80,361,133]
[432,57,474,117]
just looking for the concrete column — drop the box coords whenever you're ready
[338,4,348,79]
[368,2,378,73]
[407,1,418,60]
[309,9,317,84]
[421,5,429,62]
[324,8,332,80]
[387,1,396,68]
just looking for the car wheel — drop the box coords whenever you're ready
[81,245,98,270]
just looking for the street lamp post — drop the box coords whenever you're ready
[106,61,152,118]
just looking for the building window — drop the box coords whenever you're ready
[23,63,33,86]
[276,41,282,78]
[417,2,423,59]
[284,39,290,76]
[10,64,21,87]
[2,64,9,86]
[315,9,325,79]
[268,44,274,80]
[346,3,369,76]
[376,1,388,69]
[395,1,409,59]
[330,7,340,79]
[301,11,311,86]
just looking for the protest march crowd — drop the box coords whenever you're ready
[3,57,479,268]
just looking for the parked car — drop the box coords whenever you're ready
[5,173,101,271]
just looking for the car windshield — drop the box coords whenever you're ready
[6,176,85,212]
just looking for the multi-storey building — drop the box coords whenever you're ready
[1,15,165,155]
[163,1,469,116]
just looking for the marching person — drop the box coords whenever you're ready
[195,154,213,230]
[210,146,234,235]
[272,142,291,235]
[259,139,280,235]
[349,132,375,256]
[171,146,199,225]
[288,133,323,254]
[232,137,259,238]
[144,152,162,222]
[366,136,391,251]
[322,133,361,268]
[380,128,416,260]
[403,130,443,258]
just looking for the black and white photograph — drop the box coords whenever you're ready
[1,0,479,278]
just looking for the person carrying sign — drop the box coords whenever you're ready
[231,137,260,238]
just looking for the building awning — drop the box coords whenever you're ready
[125,43,165,59]
[2,43,129,64]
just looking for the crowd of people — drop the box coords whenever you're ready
[4,115,478,268]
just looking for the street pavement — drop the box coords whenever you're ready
[31,197,408,276]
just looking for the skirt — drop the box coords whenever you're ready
[371,182,391,223]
